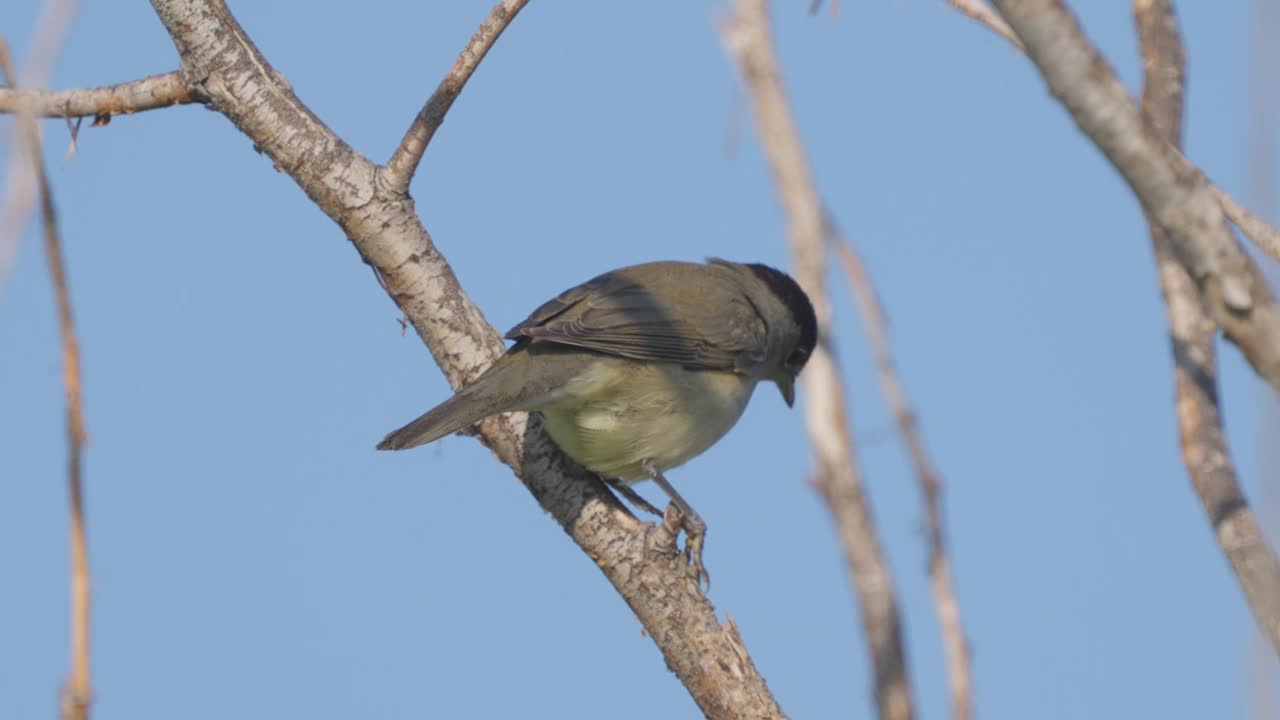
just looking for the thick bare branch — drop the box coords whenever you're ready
[147,1,784,716]
[946,0,1024,51]
[986,0,1280,392]
[722,3,914,719]
[1134,0,1280,654]
[833,233,973,720]
[382,0,529,194]
[0,72,191,117]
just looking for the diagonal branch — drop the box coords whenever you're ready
[382,0,529,194]
[39,118,93,720]
[147,1,784,716]
[722,2,914,719]
[1133,0,1280,656]
[0,72,192,117]
[1,39,94,720]
[987,0,1280,393]
[833,229,973,720]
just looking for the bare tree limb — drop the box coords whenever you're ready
[382,0,529,194]
[0,36,94,720]
[146,1,784,716]
[0,72,191,118]
[833,231,973,720]
[722,3,914,719]
[1133,0,1280,655]
[986,0,1280,392]
[945,0,1024,51]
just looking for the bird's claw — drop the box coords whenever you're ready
[685,529,710,592]
[661,503,710,592]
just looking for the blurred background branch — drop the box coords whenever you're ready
[0,29,93,720]
[723,2,916,718]
[834,228,973,720]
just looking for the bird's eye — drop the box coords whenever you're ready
[786,348,809,370]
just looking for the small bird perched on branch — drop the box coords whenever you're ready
[377,258,817,588]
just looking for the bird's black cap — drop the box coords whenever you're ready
[745,263,818,367]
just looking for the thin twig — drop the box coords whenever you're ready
[722,3,915,719]
[1214,185,1280,264]
[0,71,192,117]
[1,37,93,720]
[945,0,1024,51]
[45,149,92,720]
[1133,0,1280,655]
[833,229,973,720]
[43,144,92,720]
[383,0,529,194]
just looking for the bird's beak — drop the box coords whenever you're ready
[776,376,796,407]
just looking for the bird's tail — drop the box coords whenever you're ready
[376,353,540,451]
[375,388,505,451]
[376,345,596,451]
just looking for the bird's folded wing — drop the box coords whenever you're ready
[505,276,767,372]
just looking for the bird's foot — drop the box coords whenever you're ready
[659,502,710,592]
[643,459,711,592]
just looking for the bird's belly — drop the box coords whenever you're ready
[540,363,756,483]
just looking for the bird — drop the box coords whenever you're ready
[376,258,817,588]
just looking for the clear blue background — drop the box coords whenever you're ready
[2,1,1278,717]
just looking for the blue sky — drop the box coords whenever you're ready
[2,1,1277,718]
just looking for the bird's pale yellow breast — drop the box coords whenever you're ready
[538,358,757,483]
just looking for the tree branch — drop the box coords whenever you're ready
[42,121,92,720]
[382,0,529,194]
[0,72,191,118]
[1133,0,1280,656]
[722,3,914,719]
[986,0,1280,392]
[147,1,784,716]
[833,229,973,720]
[1,38,94,720]
[945,0,1024,51]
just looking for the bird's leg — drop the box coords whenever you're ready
[604,477,664,518]
[642,459,709,591]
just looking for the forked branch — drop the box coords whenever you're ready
[1133,0,1280,656]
